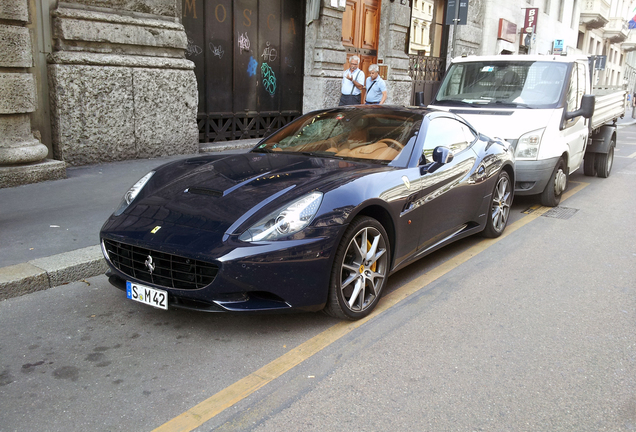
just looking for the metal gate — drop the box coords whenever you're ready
[182,0,305,142]
[409,53,446,105]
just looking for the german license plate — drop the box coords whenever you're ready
[126,281,168,310]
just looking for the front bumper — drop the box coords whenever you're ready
[513,157,559,196]
[101,226,343,313]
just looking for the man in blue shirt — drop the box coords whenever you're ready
[365,64,387,104]
[339,56,365,106]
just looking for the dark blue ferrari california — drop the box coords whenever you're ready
[100,106,514,320]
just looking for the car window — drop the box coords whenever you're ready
[257,109,422,164]
[421,118,475,161]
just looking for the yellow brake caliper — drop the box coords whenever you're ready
[367,239,376,272]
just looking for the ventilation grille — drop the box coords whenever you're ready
[103,239,218,290]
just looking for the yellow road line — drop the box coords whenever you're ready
[153,181,589,432]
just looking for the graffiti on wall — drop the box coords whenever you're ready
[261,63,277,96]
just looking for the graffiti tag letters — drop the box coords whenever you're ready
[261,63,277,96]
[238,32,251,52]
[262,42,278,62]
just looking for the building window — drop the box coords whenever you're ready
[577,31,584,50]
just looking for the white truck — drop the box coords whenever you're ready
[429,54,626,206]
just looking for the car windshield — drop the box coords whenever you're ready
[255,108,422,164]
[434,61,569,109]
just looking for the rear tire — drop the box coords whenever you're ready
[583,154,597,177]
[540,158,567,207]
[324,216,390,320]
[595,145,614,178]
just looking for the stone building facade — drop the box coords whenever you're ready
[1,0,199,187]
[303,1,412,113]
[1,0,414,188]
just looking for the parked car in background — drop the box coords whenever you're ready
[100,106,515,320]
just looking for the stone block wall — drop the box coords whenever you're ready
[48,2,198,166]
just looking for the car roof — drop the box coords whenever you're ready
[450,54,587,64]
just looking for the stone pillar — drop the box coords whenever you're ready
[0,0,65,188]
[378,1,412,106]
[303,3,348,113]
[47,2,198,166]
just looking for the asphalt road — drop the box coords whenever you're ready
[1,129,635,431]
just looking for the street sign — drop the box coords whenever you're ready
[553,39,564,55]
[445,0,468,26]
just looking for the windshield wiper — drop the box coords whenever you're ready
[432,99,484,107]
[252,147,275,153]
[490,101,533,109]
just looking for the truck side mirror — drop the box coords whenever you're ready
[414,92,425,107]
[565,94,595,120]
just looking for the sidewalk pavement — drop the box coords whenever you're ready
[0,138,257,301]
[2,116,636,301]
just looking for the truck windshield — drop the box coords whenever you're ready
[434,61,569,109]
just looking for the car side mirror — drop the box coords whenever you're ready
[433,146,454,164]
[565,94,595,120]
[424,146,454,173]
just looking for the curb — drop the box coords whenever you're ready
[0,141,259,302]
[0,245,107,301]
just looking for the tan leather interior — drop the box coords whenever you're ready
[336,142,399,161]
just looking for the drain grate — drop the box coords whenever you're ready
[541,206,579,220]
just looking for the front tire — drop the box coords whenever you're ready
[482,171,512,238]
[324,216,391,320]
[595,145,614,178]
[540,158,567,207]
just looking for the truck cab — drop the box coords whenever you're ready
[429,55,621,206]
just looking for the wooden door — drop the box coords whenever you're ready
[341,0,380,78]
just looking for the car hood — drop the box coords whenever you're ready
[429,106,559,141]
[101,152,387,252]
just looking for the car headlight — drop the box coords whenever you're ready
[113,171,155,216]
[239,192,323,242]
[514,128,544,160]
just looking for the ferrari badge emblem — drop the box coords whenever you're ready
[145,255,155,274]
[150,226,161,234]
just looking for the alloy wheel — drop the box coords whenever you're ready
[339,226,388,313]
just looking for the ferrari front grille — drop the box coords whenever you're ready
[102,239,218,290]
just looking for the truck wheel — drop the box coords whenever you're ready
[540,158,567,207]
[583,154,597,177]
[595,144,614,178]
